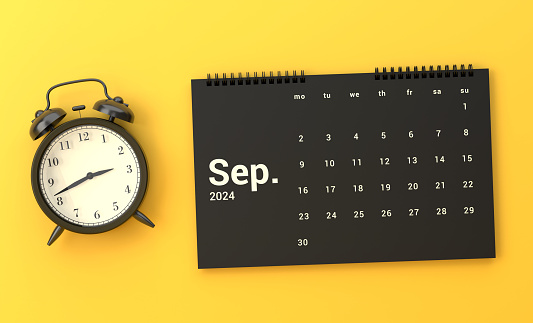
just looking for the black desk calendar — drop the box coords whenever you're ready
[192,65,495,269]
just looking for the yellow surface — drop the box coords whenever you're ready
[0,0,531,322]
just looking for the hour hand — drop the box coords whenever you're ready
[54,168,113,196]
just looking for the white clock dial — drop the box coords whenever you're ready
[38,124,141,227]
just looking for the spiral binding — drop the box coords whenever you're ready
[375,64,474,80]
[206,70,305,86]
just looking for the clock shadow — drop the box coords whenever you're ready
[54,217,155,258]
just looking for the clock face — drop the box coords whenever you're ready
[32,118,148,232]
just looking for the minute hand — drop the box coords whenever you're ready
[54,168,114,196]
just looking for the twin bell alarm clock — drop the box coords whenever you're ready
[29,79,154,245]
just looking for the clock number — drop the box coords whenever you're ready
[48,178,54,187]
[297,239,308,247]
[353,210,364,218]
[102,134,106,143]
[299,212,309,220]
[74,208,79,217]
[326,211,337,219]
[299,161,305,168]
[118,146,124,155]
[464,206,475,214]
[126,165,132,173]
[437,207,447,215]
[56,197,63,206]
[47,158,59,167]
[78,132,89,142]
[60,141,70,150]
[94,210,100,219]
[113,202,119,211]
[298,134,303,142]
[125,185,131,193]
[409,208,419,216]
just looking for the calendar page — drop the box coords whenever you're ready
[192,67,495,269]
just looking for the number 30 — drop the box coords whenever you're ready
[298,239,308,247]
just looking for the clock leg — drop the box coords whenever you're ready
[133,210,155,228]
[47,225,64,246]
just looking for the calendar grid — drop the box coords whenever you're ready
[193,69,494,268]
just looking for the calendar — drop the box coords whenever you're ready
[192,65,495,269]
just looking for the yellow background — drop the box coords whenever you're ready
[0,0,531,322]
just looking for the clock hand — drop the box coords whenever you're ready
[91,168,114,177]
[54,168,114,196]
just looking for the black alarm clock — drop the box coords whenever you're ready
[29,79,154,245]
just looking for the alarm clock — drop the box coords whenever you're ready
[29,79,155,246]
